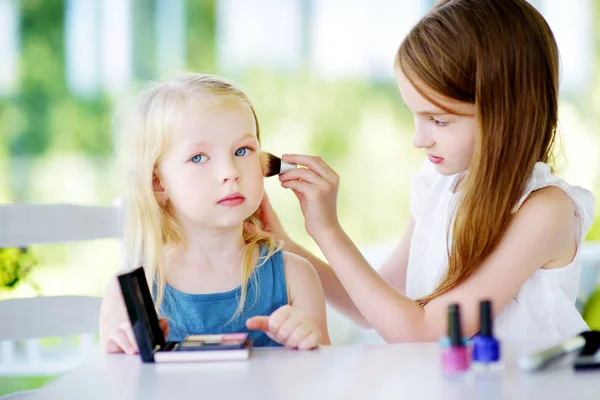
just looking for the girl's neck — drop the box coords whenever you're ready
[167,224,247,272]
[451,170,468,193]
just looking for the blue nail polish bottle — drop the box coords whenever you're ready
[472,300,501,370]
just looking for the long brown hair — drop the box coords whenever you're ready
[396,0,560,305]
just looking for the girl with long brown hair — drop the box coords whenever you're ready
[257,0,594,342]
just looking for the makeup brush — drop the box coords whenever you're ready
[260,152,297,177]
[518,331,590,372]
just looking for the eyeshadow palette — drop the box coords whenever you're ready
[118,267,252,363]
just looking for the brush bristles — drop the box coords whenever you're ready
[260,152,283,177]
[260,152,296,177]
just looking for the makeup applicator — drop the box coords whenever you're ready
[260,152,297,177]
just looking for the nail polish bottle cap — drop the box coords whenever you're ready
[448,304,463,347]
[480,300,492,337]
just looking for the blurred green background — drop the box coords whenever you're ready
[1,0,599,297]
[1,0,426,300]
[1,0,600,394]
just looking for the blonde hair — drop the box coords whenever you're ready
[118,73,279,318]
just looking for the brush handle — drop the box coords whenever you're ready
[518,335,585,371]
[280,161,297,173]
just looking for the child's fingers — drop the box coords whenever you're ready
[258,192,275,216]
[246,316,270,332]
[280,179,314,196]
[298,332,321,350]
[290,189,303,201]
[119,322,139,353]
[158,318,170,339]
[107,330,135,355]
[268,305,294,332]
[285,324,311,349]
[104,338,124,354]
[279,168,324,185]
[275,315,303,344]
[256,193,292,241]
[281,154,336,183]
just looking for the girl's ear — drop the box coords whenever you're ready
[153,172,168,207]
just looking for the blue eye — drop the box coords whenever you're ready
[235,147,251,157]
[191,154,207,163]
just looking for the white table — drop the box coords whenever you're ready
[31,341,599,400]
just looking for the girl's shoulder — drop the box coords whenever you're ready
[281,251,315,282]
[514,162,594,241]
[281,251,320,305]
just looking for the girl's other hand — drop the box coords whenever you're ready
[246,305,322,350]
[102,317,169,355]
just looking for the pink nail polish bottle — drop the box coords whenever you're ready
[442,303,470,375]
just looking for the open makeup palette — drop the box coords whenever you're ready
[118,266,252,363]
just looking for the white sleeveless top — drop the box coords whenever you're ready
[406,161,595,341]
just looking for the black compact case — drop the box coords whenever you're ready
[117,266,252,363]
[574,330,600,371]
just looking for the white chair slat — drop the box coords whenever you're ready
[0,296,102,341]
[0,203,121,247]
